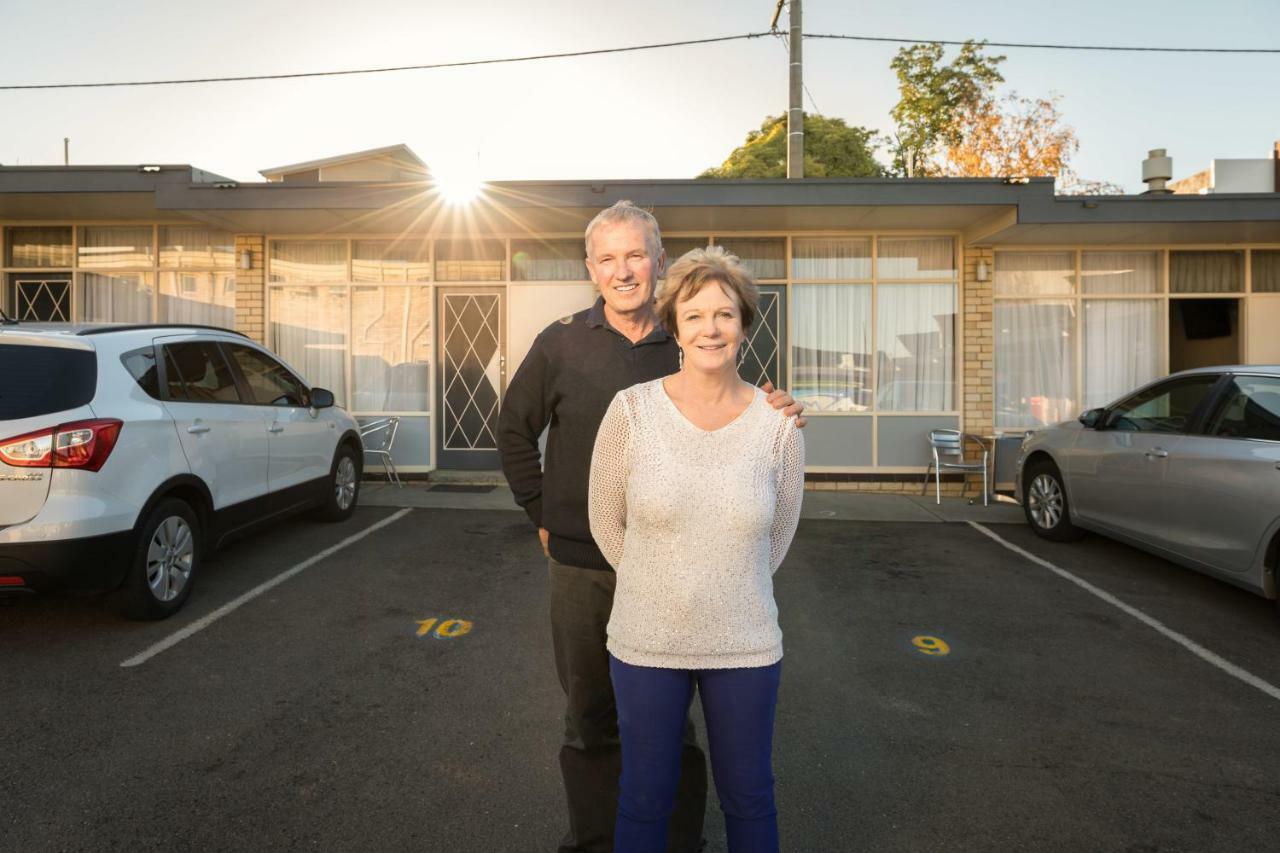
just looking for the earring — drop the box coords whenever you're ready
[678,347,684,369]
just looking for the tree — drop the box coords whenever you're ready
[699,113,884,179]
[889,40,1005,177]
[937,92,1078,179]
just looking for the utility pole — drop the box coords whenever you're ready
[787,1,804,178]
[64,138,69,166]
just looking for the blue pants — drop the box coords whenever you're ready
[609,655,782,853]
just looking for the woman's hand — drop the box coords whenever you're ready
[539,527,551,558]
[761,381,807,429]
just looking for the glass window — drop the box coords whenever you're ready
[160,272,235,327]
[792,238,871,280]
[1106,374,1219,433]
[791,285,872,412]
[352,286,432,412]
[994,301,1077,429]
[511,240,585,281]
[81,273,154,323]
[0,345,95,419]
[5,227,73,267]
[270,240,347,283]
[269,285,349,405]
[163,342,241,403]
[435,239,504,281]
[875,284,955,412]
[160,227,234,269]
[79,226,153,268]
[1170,251,1243,294]
[1252,250,1280,293]
[877,237,955,280]
[1082,300,1161,409]
[714,238,785,279]
[658,238,709,278]
[163,348,188,400]
[1081,251,1159,294]
[352,240,431,282]
[120,347,161,399]
[995,251,1074,296]
[226,344,309,407]
[1206,376,1280,442]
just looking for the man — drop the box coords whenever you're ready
[497,200,804,853]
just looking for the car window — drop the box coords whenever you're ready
[1106,375,1219,433]
[163,342,242,404]
[1205,376,1280,442]
[0,344,96,419]
[225,344,310,407]
[120,346,160,399]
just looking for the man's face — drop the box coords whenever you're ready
[586,221,664,319]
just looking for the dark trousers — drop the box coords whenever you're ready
[549,558,708,853]
[609,656,782,853]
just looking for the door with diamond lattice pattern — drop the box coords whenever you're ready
[437,287,506,469]
[738,285,785,389]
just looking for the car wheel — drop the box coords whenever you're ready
[1023,460,1086,542]
[121,498,201,620]
[316,444,360,522]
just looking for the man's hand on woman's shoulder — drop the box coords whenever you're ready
[761,381,807,429]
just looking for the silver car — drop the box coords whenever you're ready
[1015,366,1280,606]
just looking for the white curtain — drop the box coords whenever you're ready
[876,285,955,411]
[995,300,1077,429]
[351,286,432,412]
[1254,250,1280,293]
[435,239,504,282]
[81,273,153,322]
[1082,300,1161,409]
[269,286,348,404]
[791,285,872,411]
[352,240,431,283]
[791,238,872,280]
[715,238,786,280]
[7,227,72,267]
[160,226,233,269]
[79,226,153,269]
[511,240,586,281]
[1170,251,1243,293]
[995,251,1074,296]
[159,272,235,327]
[1081,251,1159,294]
[270,240,347,283]
[877,237,955,280]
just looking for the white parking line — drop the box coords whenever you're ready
[968,521,1280,704]
[120,508,413,668]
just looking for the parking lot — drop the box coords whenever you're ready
[3,494,1280,852]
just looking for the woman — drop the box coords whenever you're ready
[588,246,804,853]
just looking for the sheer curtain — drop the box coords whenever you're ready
[1081,251,1159,294]
[995,251,1075,296]
[791,238,871,280]
[791,285,871,411]
[270,240,347,283]
[714,238,786,279]
[1083,300,1160,408]
[877,237,955,280]
[995,300,1077,429]
[1170,251,1243,293]
[435,239,504,281]
[511,240,586,281]
[81,273,153,322]
[6,227,72,267]
[876,285,955,411]
[79,226,153,269]
[352,240,431,282]
[351,286,432,412]
[1254,250,1280,293]
[160,226,233,269]
[160,272,234,326]
[659,238,710,277]
[269,286,348,404]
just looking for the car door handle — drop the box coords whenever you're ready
[1145,448,1169,458]
[187,425,210,435]
[268,424,285,434]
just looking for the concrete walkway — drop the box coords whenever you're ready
[359,481,1027,524]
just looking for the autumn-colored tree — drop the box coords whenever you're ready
[937,93,1078,178]
[699,113,884,179]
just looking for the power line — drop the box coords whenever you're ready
[805,33,1280,54]
[0,33,773,91]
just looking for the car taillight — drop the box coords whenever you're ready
[0,419,123,472]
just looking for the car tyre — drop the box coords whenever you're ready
[316,444,360,522]
[121,498,201,621]
[1023,460,1085,542]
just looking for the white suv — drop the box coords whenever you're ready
[0,323,363,619]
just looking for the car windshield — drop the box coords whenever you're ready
[0,344,97,419]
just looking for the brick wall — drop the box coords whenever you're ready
[234,235,265,343]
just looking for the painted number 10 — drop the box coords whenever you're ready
[417,618,473,640]
[912,635,951,656]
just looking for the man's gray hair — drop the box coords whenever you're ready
[584,200,663,260]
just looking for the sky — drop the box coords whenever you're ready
[1,0,1277,192]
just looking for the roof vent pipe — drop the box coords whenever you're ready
[1142,148,1174,194]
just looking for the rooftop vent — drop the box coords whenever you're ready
[1142,149,1174,195]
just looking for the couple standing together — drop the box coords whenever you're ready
[497,200,807,853]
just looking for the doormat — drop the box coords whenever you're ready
[428,484,496,493]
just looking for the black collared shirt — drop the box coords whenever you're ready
[497,297,676,570]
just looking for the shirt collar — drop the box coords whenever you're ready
[586,296,670,345]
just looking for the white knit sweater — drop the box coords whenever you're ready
[588,378,805,670]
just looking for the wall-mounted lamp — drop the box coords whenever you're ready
[975,259,991,282]
[239,249,253,271]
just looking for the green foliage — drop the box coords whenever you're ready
[889,40,1005,177]
[699,113,884,179]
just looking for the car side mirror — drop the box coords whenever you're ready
[310,387,335,409]
[1079,407,1106,429]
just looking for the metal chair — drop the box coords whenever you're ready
[922,429,988,506]
[359,417,402,487]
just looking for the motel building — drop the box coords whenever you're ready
[3,143,1280,492]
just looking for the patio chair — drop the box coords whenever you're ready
[359,416,402,487]
[922,429,988,506]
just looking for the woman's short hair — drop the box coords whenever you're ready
[584,200,662,260]
[657,246,758,334]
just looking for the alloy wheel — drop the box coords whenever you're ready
[145,516,194,602]
[1028,473,1064,530]
[335,455,357,510]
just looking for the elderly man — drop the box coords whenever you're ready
[497,200,804,853]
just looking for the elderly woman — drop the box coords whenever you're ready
[588,247,804,853]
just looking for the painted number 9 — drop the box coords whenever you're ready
[912,635,950,656]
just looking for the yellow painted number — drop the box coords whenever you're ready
[416,617,473,640]
[912,635,950,656]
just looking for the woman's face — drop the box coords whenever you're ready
[675,280,744,373]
